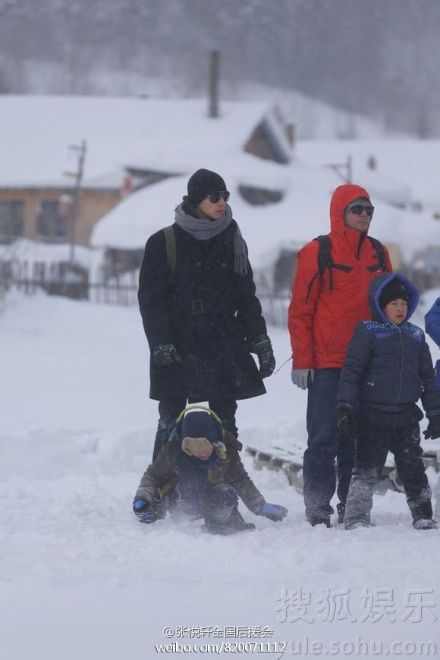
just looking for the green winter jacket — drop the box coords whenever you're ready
[135,431,265,514]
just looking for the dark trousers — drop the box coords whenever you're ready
[303,368,355,518]
[173,482,239,525]
[153,397,238,459]
[345,420,432,527]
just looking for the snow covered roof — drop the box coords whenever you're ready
[0,95,290,188]
[90,160,338,265]
[298,139,440,207]
[90,148,440,268]
[3,93,440,266]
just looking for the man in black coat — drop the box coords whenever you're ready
[138,168,276,458]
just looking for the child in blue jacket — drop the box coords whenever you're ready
[337,273,440,530]
[425,297,440,390]
[425,297,440,347]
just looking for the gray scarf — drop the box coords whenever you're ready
[174,203,248,276]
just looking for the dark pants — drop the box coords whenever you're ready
[171,483,239,527]
[303,368,355,518]
[153,397,238,459]
[345,420,431,528]
[203,483,239,525]
[171,455,239,525]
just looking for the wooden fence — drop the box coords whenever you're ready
[0,259,139,306]
[3,256,440,327]
[0,258,290,325]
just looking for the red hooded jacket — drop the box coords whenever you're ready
[288,184,393,369]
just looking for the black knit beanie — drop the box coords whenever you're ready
[187,169,227,207]
[379,279,409,309]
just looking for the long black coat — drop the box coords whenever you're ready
[138,220,267,401]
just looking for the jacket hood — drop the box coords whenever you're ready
[369,272,419,323]
[330,184,371,235]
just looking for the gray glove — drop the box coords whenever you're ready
[291,368,314,390]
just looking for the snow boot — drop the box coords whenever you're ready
[204,508,256,535]
[227,507,256,532]
[406,486,433,522]
[345,520,374,530]
[204,485,255,535]
[307,514,331,528]
[344,467,378,530]
[336,502,345,524]
[412,518,439,530]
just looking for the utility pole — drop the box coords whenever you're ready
[325,154,352,183]
[64,139,87,264]
[208,50,220,118]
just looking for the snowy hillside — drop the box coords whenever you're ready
[2,1,440,137]
[1,290,439,659]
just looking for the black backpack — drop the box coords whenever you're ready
[306,234,388,301]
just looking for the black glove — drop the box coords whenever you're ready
[251,335,276,378]
[424,414,440,439]
[337,406,357,442]
[133,498,157,524]
[152,344,181,368]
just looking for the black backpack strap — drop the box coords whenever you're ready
[367,236,388,273]
[163,225,176,279]
[316,235,332,275]
[305,235,387,302]
[306,236,330,301]
[306,235,352,300]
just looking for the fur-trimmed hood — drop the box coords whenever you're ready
[368,272,419,323]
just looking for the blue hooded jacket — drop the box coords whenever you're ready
[337,273,440,414]
[425,297,440,347]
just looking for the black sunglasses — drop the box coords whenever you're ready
[349,204,374,217]
[207,190,230,203]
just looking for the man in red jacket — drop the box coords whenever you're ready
[288,184,392,527]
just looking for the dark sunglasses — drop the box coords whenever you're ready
[207,190,230,203]
[348,204,374,217]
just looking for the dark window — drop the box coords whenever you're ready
[37,201,68,242]
[0,200,25,243]
[105,248,144,277]
[273,248,298,293]
[238,185,284,206]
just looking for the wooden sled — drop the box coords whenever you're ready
[246,443,440,495]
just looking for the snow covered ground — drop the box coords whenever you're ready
[1,291,439,659]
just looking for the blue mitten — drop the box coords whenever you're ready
[257,502,288,522]
[133,498,157,524]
